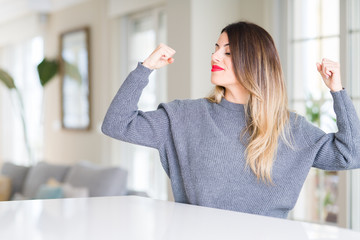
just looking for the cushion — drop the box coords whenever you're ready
[11,192,28,201]
[126,189,149,197]
[62,183,89,198]
[0,175,11,201]
[22,162,70,199]
[1,162,30,198]
[46,178,89,198]
[47,178,61,187]
[35,185,64,199]
[64,161,127,197]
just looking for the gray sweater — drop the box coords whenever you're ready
[102,62,360,219]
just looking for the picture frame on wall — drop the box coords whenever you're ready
[59,26,91,130]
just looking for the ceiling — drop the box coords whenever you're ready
[0,0,89,24]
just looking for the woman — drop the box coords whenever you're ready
[102,21,360,219]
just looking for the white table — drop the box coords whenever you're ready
[0,196,359,240]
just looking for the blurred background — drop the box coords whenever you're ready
[0,0,359,231]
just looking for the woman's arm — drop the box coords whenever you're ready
[302,89,360,170]
[101,44,176,149]
[305,59,360,170]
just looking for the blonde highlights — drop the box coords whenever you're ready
[207,22,292,184]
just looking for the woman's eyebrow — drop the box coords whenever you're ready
[215,43,230,47]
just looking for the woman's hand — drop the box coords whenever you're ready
[142,43,176,70]
[316,58,343,92]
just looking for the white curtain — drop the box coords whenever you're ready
[0,37,44,165]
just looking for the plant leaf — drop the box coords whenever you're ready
[0,68,16,89]
[64,61,82,85]
[37,58,58,87]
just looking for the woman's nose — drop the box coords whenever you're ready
[211,50,222,62]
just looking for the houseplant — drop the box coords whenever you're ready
[0,58,58,164]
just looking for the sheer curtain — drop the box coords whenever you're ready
[348,0,360,231]
[117,8,168,200]
[287,0,360,230]
[0,36,44,165]
[288,0,341,225]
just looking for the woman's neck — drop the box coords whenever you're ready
[224,85,250,104]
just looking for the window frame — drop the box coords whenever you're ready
[285,0,345,227]
[283,0,359,230]
[110,6,169,201]
[345,0,360,231]
[0,36,44,166]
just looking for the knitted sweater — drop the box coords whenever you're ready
[102,62,360,219]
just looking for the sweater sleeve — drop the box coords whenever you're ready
[301,89,360,170]
[101,62,172,150]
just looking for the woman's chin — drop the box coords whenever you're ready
[211,76,220,86]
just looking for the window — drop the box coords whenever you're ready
[348,0,360,231]
[288,0,340,225]
[118,8,168,200]
[0,36,44,165]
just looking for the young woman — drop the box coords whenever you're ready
[102,21,360,219]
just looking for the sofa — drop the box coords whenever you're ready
[0,161,146,201]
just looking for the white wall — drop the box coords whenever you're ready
[166,0,192,100]
[0,13,44,49]
[166,0,268,101]
[42,0,111,165]
[1,0,274,166]
[108,0,165,17]
[190,0,265,99]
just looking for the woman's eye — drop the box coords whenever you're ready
[225,53,231,56]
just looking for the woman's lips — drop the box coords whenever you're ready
[211,65,225,72]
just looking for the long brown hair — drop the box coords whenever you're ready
[207,21,292,184]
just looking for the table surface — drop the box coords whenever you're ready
[0,196,359,240]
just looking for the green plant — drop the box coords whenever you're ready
[306,94,321,127]
[37,58,59,87]
[306,92,338,223]
[0,69,16,89]
[64,61,82,85]
[0,68,33,163]
[0,58,59,164]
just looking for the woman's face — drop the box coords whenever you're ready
[211,32,238,87]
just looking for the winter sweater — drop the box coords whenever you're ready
[102,62,360,219]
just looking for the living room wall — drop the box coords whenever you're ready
[42,0,111,165]
[1,0,275,167]
[0,0,277,201]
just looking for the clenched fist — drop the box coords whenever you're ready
[316,58,343,92]
[142,43,176,70]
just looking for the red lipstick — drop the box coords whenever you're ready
[211,65,225,72]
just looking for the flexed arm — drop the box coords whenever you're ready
[102,44,176,149]
[305,59,360,170]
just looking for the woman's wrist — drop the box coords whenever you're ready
[142,61,154,70]
[330,86,343,92]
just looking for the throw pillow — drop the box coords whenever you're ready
[46,178,61,187]
[64,161,127,197]
[1,162,29,198]
[22,162,70,199]
[35,185,64,199]
[11,192,28,201]
[0,175,11,201]
[62,183,89,198]
[45,178,89,198]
